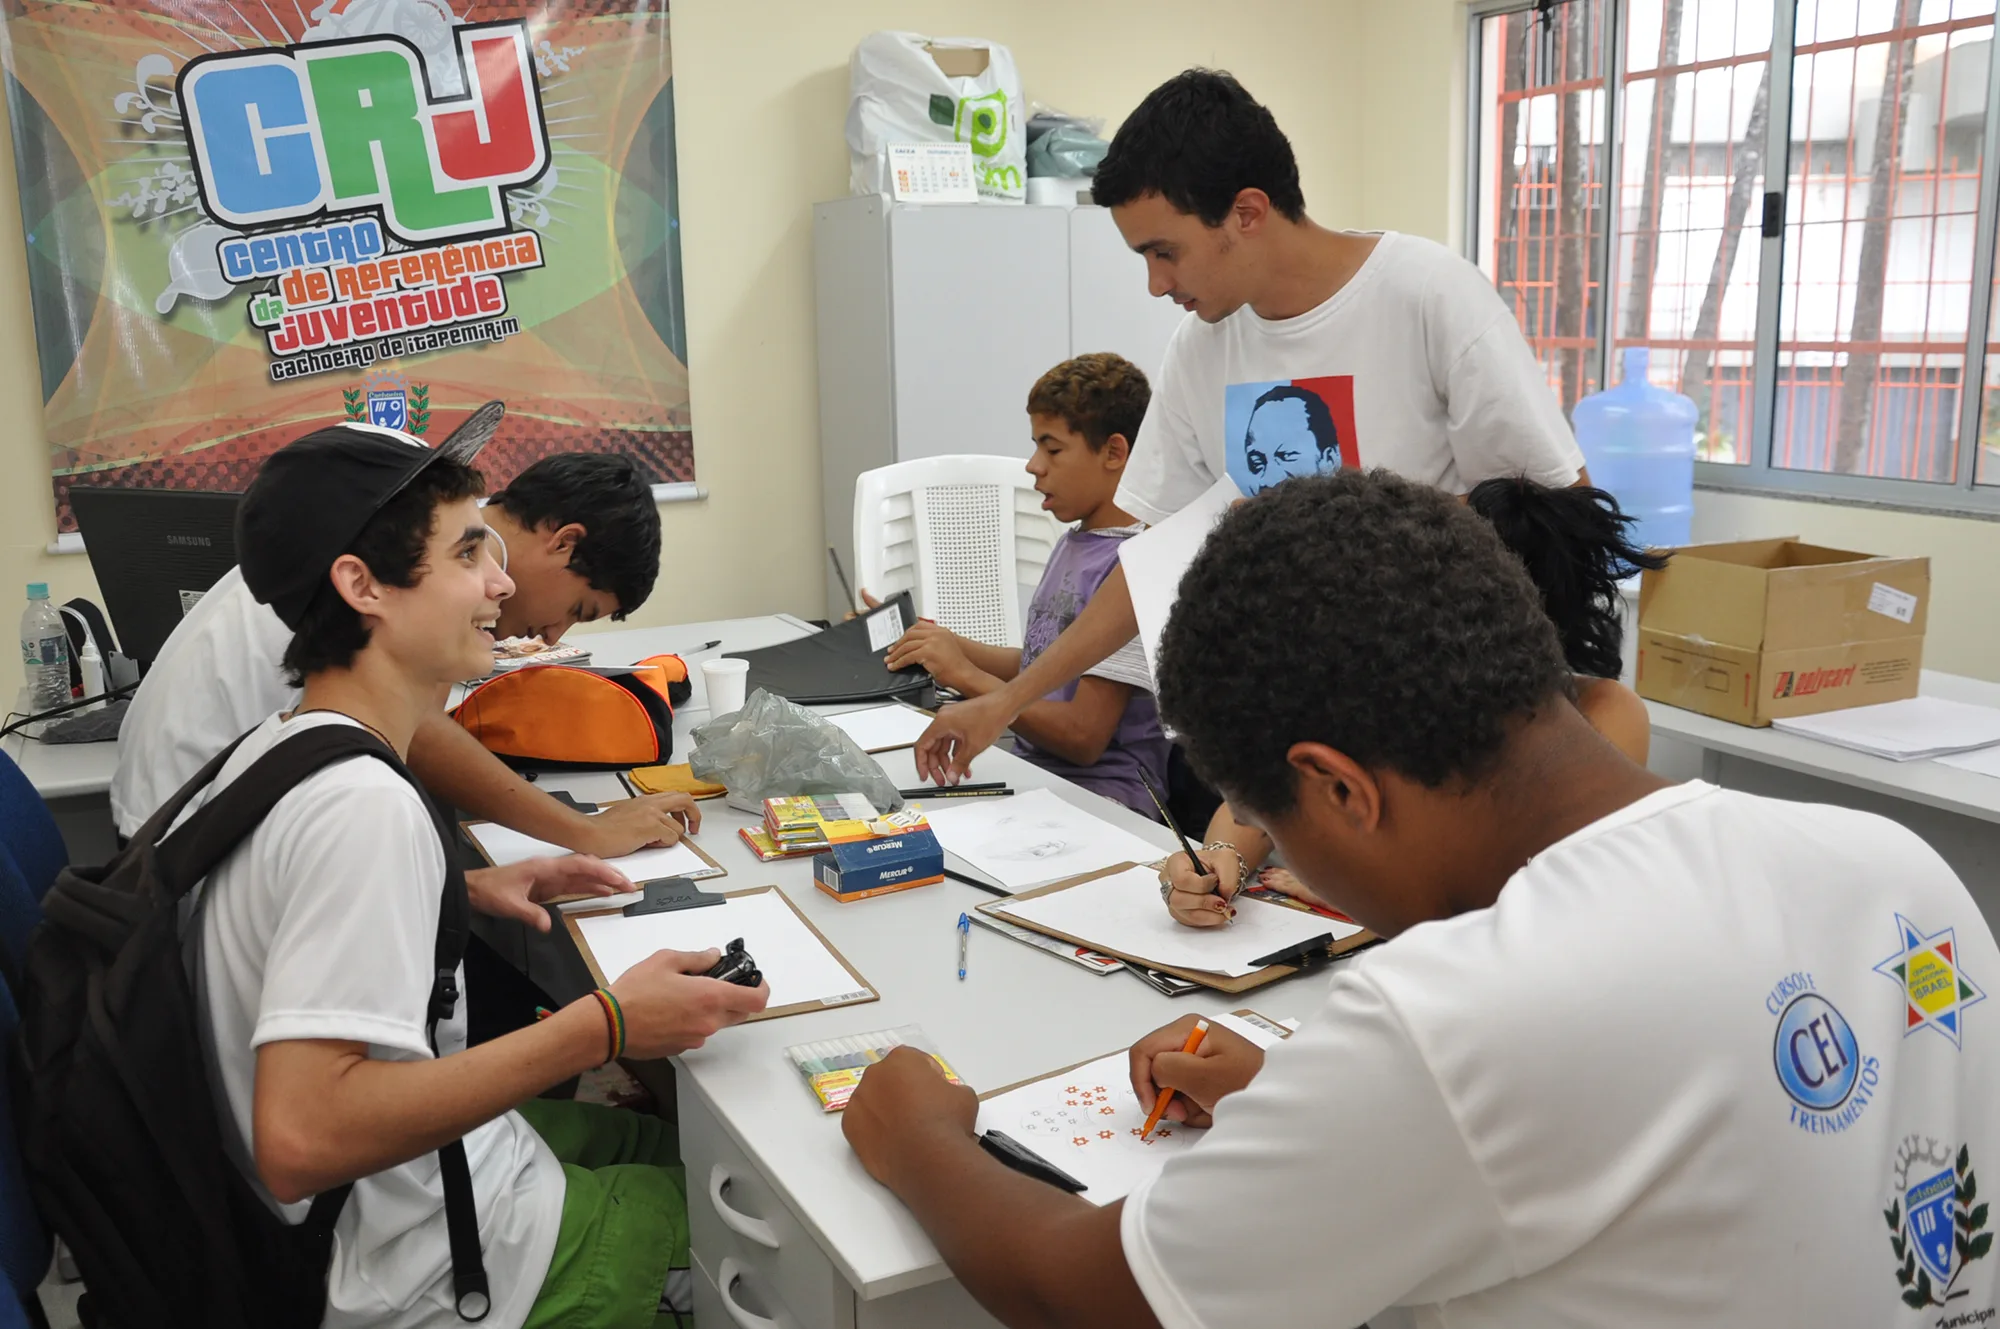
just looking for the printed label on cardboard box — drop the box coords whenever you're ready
[1868,582,1919,624]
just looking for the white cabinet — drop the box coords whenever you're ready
[682,1070,1005,1329]
[814,197,1185,618]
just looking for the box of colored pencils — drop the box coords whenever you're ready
[812,828,945,901]
[784,1025,960,1112]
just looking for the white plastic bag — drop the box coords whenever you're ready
[846,32,1026,203]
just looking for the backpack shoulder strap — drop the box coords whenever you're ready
[419,807,488,1322]
[154,720,492,1319]
[153,725,397,899]
[125,728,262,849]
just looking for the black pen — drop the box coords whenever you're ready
[1247,933,1336,969]
[941,866,1008,898]
[980,1129,1087,1192]
[899,783,1013,800]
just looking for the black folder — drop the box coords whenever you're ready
[726,592,936,705]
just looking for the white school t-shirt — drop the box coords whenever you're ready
[1122,782,2000,1327]
[111,566,298,839]
[1117,231,1585,525]
[180,711,563,1329]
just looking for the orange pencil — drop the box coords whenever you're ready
[1140,1018,1209,1139]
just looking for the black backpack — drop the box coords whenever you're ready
[12,724,492,1328]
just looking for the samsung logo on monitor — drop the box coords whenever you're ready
[164,535,213,548]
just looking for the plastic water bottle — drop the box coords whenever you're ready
[1570,347,1698,551]
[19,582,71,717]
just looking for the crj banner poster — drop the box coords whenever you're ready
[0,0,691,533]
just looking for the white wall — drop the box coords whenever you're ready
[0,0,1365,700]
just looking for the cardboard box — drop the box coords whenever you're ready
[1634,538,1928,727]
[812,829,945,902]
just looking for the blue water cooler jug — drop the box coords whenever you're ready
[1570,347,1697,551]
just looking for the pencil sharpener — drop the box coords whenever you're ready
[703,937,763,988]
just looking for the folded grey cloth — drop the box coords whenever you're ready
[41,698,128,744]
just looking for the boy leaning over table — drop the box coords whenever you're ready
[842,469,2000,1329]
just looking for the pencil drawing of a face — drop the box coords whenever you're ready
[988,814,1077,862]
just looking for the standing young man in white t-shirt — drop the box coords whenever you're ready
[845,471,2000,1328]
[913,69,1586,785]
[181,425,769,1328]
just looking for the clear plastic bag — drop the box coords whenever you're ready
[1026,105,1109,178]
[688,689,904,814]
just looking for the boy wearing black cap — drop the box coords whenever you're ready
[111,407,686,860]
[181,424,766,1327]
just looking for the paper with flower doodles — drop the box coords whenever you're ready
[975,1052,1204,1204]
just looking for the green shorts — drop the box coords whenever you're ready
[515,1097,690,1329]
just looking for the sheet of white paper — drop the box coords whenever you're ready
[921,788,1166,892]
[826,704,933,752]
[975,1051,1204,1204]
[465,820,716,884]
[1770,697,2000,760]
[1002,864,1359,977]
[1118,476,1239,679]
[1937,745,2000,779]
[574,889,872,1011]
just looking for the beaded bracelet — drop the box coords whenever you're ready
[1201,840,1254,884]
[1155,840,1254,899]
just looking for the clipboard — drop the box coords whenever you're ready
[460,817,726,907]
[978,863,1381,993]
[563,886,880,1022]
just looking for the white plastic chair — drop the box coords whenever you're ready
[853,456,1065,648]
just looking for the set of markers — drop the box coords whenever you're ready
[784,1026,960,1112]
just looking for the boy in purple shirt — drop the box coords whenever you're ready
[883,354,1170,818]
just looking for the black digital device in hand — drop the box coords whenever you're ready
[703,937,762,988]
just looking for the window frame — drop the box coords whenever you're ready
[1465,0,2000,518]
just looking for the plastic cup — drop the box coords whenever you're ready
[702,657,750,716]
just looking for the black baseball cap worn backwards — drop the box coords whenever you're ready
[238,402,504,630]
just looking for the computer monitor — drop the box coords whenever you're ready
[68,487,241,669]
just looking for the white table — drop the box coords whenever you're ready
[2,613,827,868]
[1647,669,2000,927]
[2,732,119,801]
[528,623,1334,1328]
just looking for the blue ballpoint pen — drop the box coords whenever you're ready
[957,911,970,980]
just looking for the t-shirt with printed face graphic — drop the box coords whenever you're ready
[1117,231,1585,523]
[1228,378,1355,495]
[1240,386,1335,488]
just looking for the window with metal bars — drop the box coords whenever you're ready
[1469,0,2000,512]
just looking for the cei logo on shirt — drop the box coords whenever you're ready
[1885,1135,1991,1310]
[1765,970,1879,1135]
[1875,914,1987,1047]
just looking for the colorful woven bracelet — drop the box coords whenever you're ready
[591,988,626,1062]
